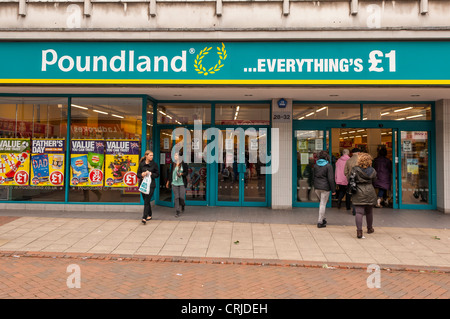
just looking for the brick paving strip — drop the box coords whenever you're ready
[0,216,449,299]
[0,254,449,299]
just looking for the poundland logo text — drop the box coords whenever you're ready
[41,49,187,73]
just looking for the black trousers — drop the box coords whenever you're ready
[141,187,156,219]
[337,184,351,210]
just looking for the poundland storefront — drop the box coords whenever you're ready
[0,41,446,211]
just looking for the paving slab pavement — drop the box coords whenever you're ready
[1,206,450,271]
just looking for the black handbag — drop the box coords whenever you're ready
[347,172,357,194]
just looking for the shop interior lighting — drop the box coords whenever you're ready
[316,106,327,112]
[298,116,305,120]
[234,105,240,120]
[380,112,390,116]
[394,106,413,113]
[111,114,124,118]
[305,112,314,117]
[71,104,88,110]
[93,109,108,115]
[357,129,365,132]
[395,118,405,121]
[406,114,424,119]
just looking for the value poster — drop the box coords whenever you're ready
[105,140,139,188]
[30,138,65,187]
[70,139,105,187]
[0,138,31,186]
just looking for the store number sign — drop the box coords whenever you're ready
[273,98,291,123]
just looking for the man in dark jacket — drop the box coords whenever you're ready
[313,151,336,228]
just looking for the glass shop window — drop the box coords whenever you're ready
[0,97,68,202]
[157,103,211,125]
[215,103,270,125]
[69,97,143,203]
[362,104,431,121]
[293,104,361,120]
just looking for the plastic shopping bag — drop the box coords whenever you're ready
[139,175,151,194]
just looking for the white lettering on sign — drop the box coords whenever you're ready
[42,49,187,73]
[253,58,364,73]
[249,51,396,74]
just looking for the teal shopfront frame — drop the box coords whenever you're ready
[292,101,436,210]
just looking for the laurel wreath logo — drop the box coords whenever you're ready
[194,43,227,76]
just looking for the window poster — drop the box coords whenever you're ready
[105,139,140,188]
[30,138,65,187]
[70,139,105,187]
[0,138,31,186]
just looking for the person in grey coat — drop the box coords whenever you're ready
[350,152,377,239]
[312,150,336,228]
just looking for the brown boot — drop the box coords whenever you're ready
[357,230,363,238]
[367,227,374,234]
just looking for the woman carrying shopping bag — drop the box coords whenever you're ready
[166,152,189,217]
[137,150,159,224]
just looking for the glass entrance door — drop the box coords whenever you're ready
[399,131,430,206]
[330,127,395,208]
[216,128,268,206]
[157,127,208,207]
[294,130,328,204]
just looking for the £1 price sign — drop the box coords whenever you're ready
[50,171,64,186]
[123,171,138,187]
[14,170,29,185]
[89,169,104,185]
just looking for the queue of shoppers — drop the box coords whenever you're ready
[310,146,392,238]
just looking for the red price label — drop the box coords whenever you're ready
[123,171,137,186]
[14,170,29,185]
[89,169,103,183]
[50,171,64,185]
